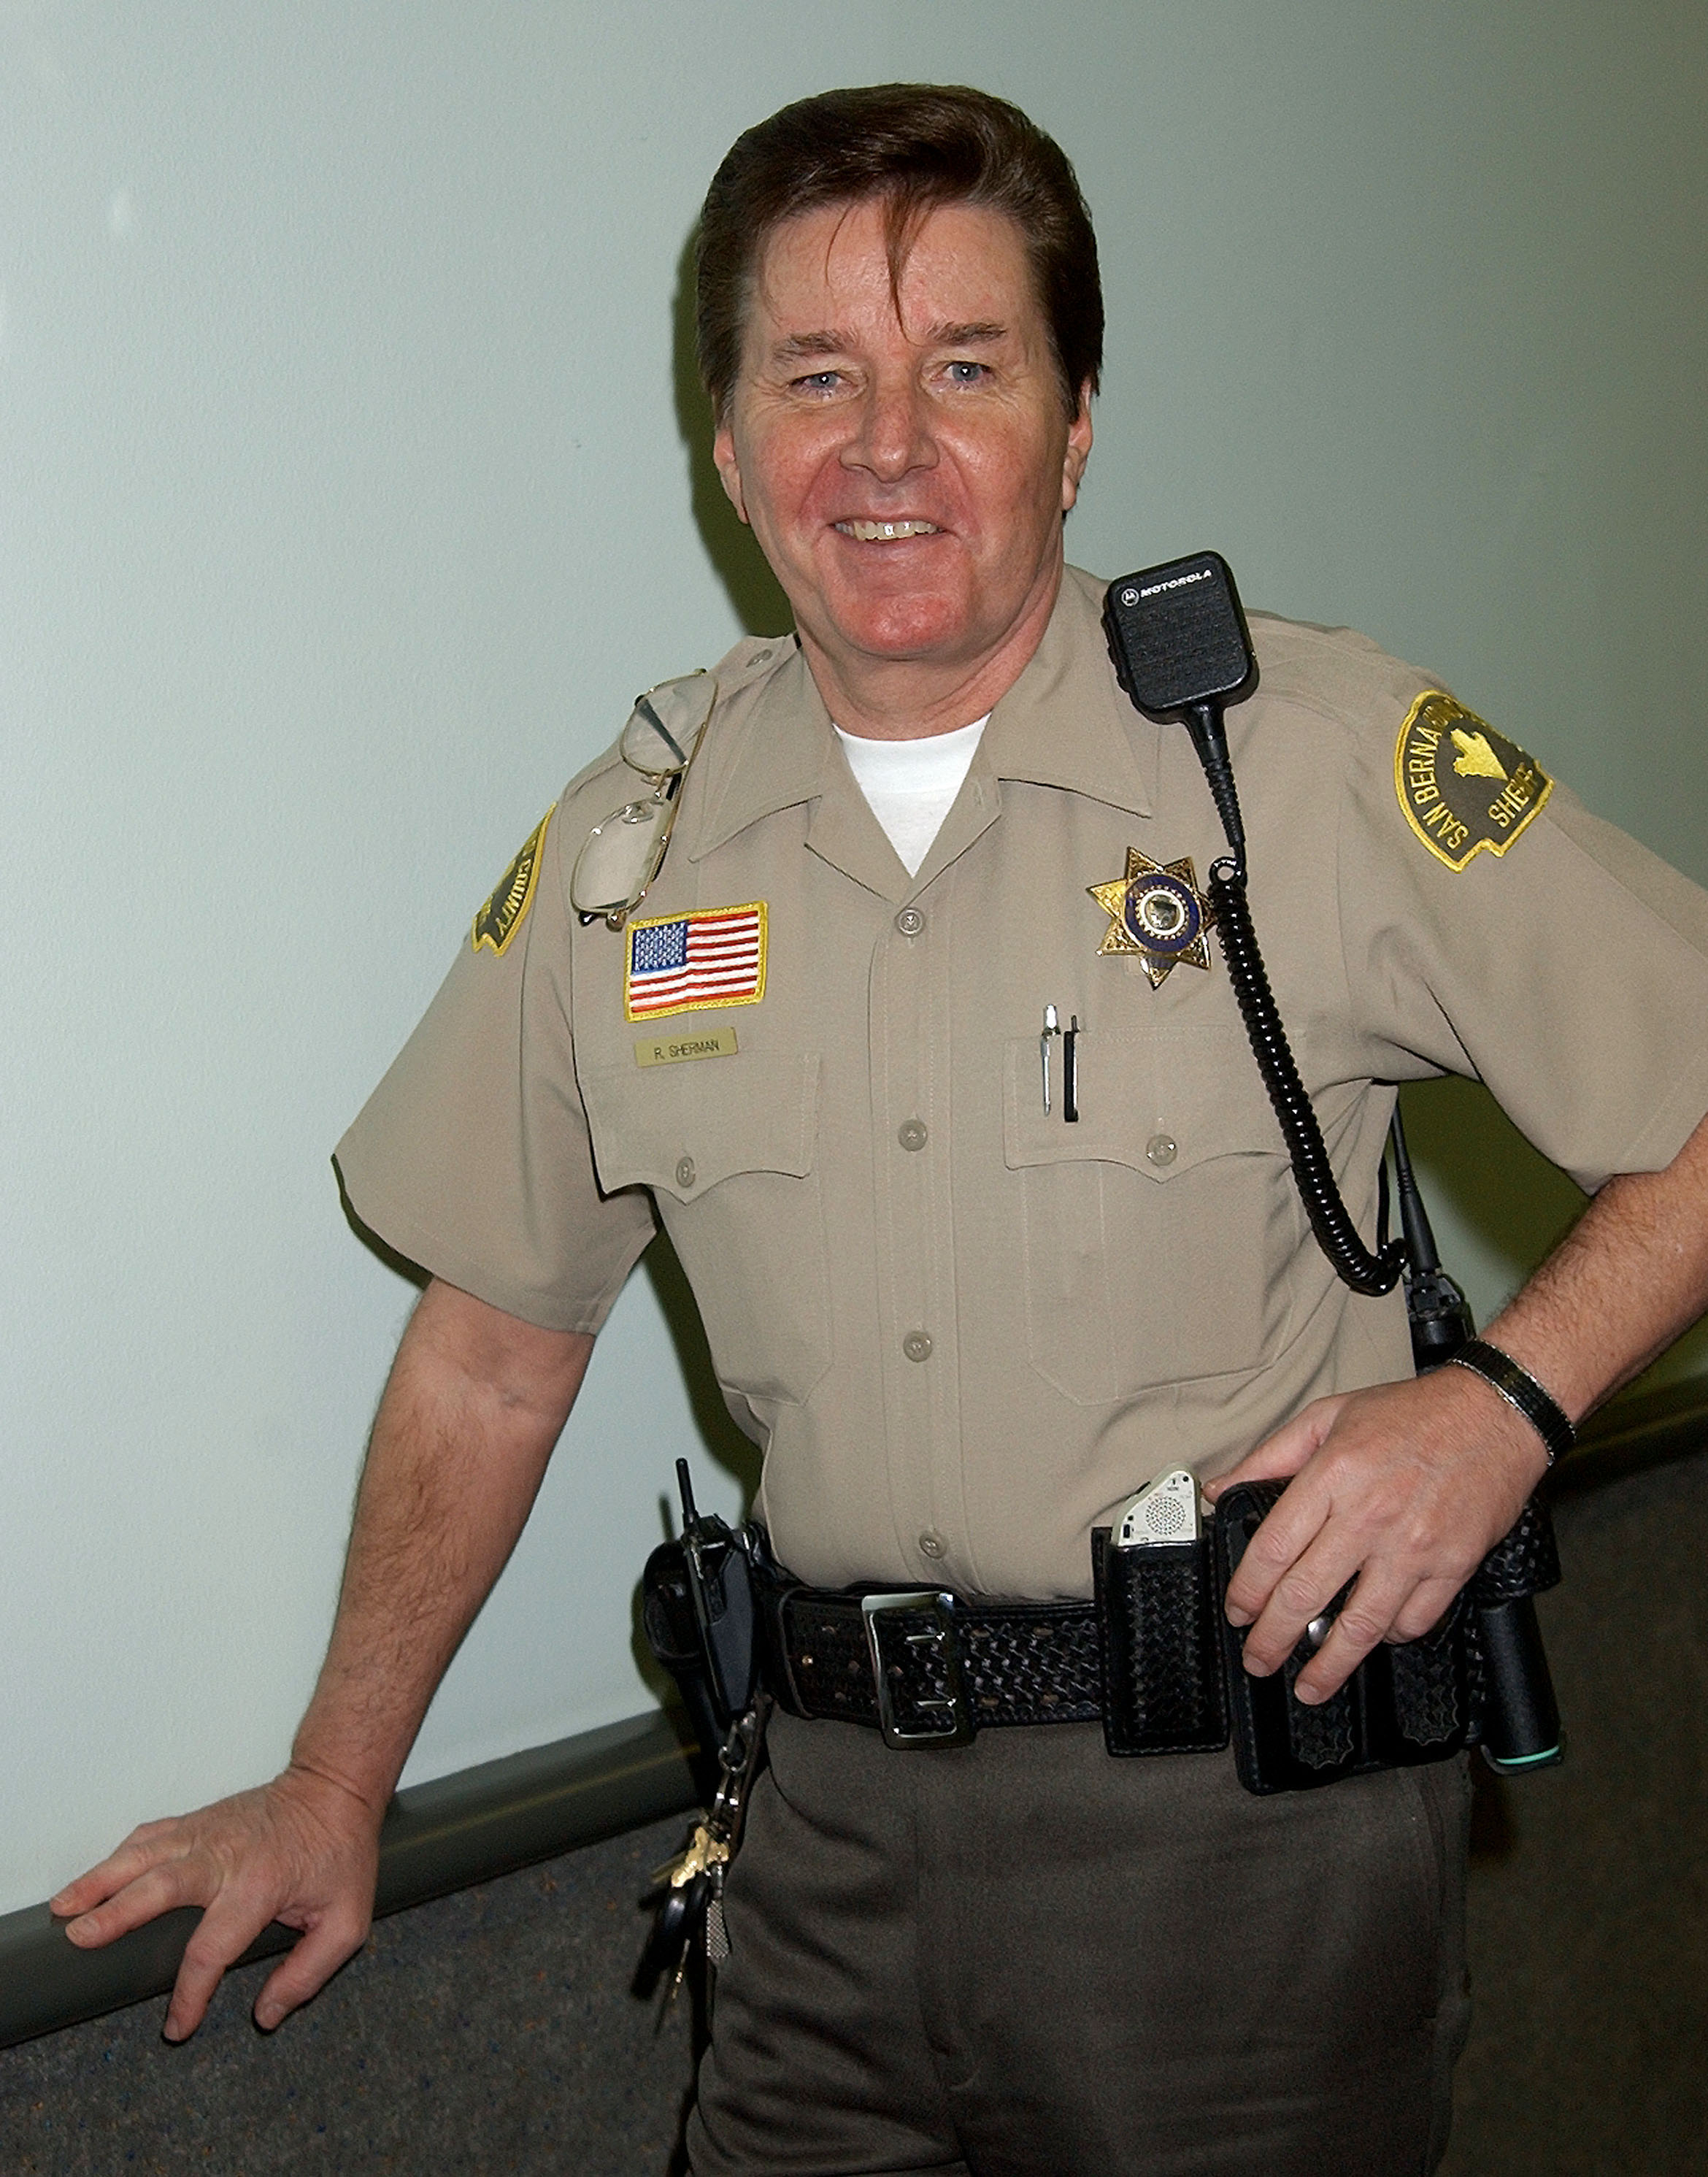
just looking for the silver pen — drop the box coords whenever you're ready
[1041,1004,1059,1115]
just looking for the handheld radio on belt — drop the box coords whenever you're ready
[1102,552,1563,1778]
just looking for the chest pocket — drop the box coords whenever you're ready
[578,1050,830,1408]
[1003,1025,1302,1405]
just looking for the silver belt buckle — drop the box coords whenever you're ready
[861,1590,975,1749]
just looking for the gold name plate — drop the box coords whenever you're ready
[634,1026,739,1067]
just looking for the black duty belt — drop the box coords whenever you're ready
[650,1492,1566,1787]
[766,1586,1104,1748]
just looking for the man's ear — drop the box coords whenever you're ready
[712,420,750,526]
[1061,382,1094,513]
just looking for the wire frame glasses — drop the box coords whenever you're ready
[569,672,717,929]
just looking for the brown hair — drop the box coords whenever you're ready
[696,83,1102,423]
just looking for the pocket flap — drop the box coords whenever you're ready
[580,1049,820,1200]
[1003,1026,1280,1182]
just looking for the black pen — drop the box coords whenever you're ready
[1063,1015,1080,1122]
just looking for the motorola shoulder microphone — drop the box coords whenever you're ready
[1104,551,1259,870]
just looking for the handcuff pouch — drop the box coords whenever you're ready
[1213,1480,1477,1794]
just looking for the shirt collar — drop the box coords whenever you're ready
[978,565,1155,817]
[687,564,1155,868]
[688,640,838,863]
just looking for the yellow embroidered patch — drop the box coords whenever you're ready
[1394,694,1551,872]
[472,808,553,956]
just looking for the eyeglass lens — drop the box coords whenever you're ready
[571,672,718,918]
[572,798,673,917]
[618,672,715,777]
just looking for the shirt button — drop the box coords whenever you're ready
[902,1329,934,1362]
[918,1530,945,1560]
[1145,1134,1177,1168]
[895,906,926,936]
[897,1118,928,1151]
[675,1155,697,1189]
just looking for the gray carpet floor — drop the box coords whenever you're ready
[0,1821,697,2176]
[3,1451,1703,2176]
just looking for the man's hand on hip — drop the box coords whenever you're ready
[50,1760,382,2040]
[1204,1105,1708,1707]
[1203,1366,1548,1705]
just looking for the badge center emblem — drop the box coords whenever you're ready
[1125,875,1202,956]
[1090,850,1215,988]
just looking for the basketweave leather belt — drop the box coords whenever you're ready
[765,1585,1104,1749]
[661,1497,1562,1783]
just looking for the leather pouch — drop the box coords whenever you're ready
[1092,1526,1230,1756]
[1212,1480,1476,1794]
[642,1539,735,1803]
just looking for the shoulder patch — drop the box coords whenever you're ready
[1394,693,1551,871]
[472,807,553,956]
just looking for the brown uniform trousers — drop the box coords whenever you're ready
[689,1716,1471,2177]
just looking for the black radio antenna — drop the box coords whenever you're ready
[1387,1104,1476,1369]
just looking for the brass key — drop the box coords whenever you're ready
[650,1820,731,1892]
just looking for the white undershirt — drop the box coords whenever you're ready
[833,715,990,877]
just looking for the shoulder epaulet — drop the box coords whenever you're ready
[561,739,629,805]
[1245,613,1426,728]
[709,631,796,697]
[559,636,796,807]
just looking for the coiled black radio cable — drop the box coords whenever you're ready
[1104,556,1404,1296]
[1208,855,1405,1294]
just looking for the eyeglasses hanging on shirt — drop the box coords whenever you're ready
[571,672,718,930]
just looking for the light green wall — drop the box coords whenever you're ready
[1,2,1703,1910]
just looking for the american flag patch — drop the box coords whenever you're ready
[624,902,767,1022]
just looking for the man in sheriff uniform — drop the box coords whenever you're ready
[55,85,1708,2177]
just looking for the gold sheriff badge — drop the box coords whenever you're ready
[1088,848,1215,988]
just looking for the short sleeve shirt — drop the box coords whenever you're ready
[336,569,1708,1598]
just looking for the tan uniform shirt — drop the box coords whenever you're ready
[336,568,1708,1599]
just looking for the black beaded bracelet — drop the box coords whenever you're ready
[1445,1337,1575,1467]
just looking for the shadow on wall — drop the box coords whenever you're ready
[670,229,793,640]
[1399,1075,1585,1279]
[1399,1075,1708,1394]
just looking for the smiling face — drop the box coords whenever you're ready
[712,197,1093,737]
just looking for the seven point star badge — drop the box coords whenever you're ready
[1088,848,1215,988]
